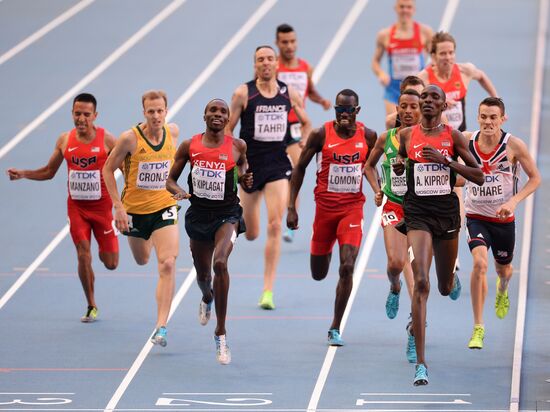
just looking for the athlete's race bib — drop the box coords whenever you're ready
[68,169,101,200]
[278,71,308,99]
[391,50,421,80]
[191,165,225,200]
[467,173,505,205]
[290,123,301,139]
[445,101,464,130]
[413,162,451,196]
[328,163,362,193]
[136,160,171,190]
[390,166,408,196]
[254,109,288,142]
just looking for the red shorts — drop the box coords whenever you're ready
[381,199,404,228]
[67,200,118,253]
[311,205,363,256]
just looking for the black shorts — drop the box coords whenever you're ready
[397,211,461,240]
[185,204,246,242]
[124,205,179,240]
[243,154,292,193]
[466,217,515,264]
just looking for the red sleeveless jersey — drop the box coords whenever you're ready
[63,127,111,208]
[277,58,310,124]
[388,22,424,54]
[426,64,466,101]
[314,121,369,209]
[408,124,455,161]
[187,134,239,210]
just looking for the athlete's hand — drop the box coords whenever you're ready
[6,168,23,180]
[496,199,517,221]
[392,159,405,176]
[378,71,390,87]
[446,97,459,107]
[287,207,299,230]
[239,172,253,189]
[374,190,384,207]
[321,99,331,111]
[172,189,191,201]
[114,205,130,234]
[422,145,446,164]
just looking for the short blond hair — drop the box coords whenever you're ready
[142,90,167,108]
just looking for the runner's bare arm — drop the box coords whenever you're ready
[416,68,429,85]
[442,129,484,186]
[495,135,541,220]
[104,130,117,153]
[234,138,252,189]
[166,139,191,200]
[393,127,411,176]
[287,126,325,229]
[364,131,386,206]
[168,122,180,146]
[289,86,312,146]
[7,133,66,180]
[306,66,331,110]
[461,62,498,97]
[372,29,390,86]
[421,24,434,54]
[225,84,248,136]
[385,112,398,130]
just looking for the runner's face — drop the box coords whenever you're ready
[397,95,421,127]
[143,97,167,132]
[72,101,97,135]
[276,32,297,61]
[420,86,446,117]
[433,41,456,71]
[204,100,229,132]
[334,94,359,127]
[478,105,504,135]
[395,0,415,21]
[255,47,277,81]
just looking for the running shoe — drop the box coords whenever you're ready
[258,290,275,310]
[214,334,231,365]
[405,321,417,363]
[199,298,212,326]
[385,280,402,319]
[468,324,485,349]
[283,228,295,243]
[151,326,167,347]
[328,329,344,346]
[449,273,462,301]
[80,306,98,323]
[495,278,510,319]
[413,363,429,386]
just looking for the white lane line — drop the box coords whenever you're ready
[510,1,548,411]
[311,0,369,84]
[307,1,459,410]
[103,2,277,411]
[360,393,471,396]
[307,208,381,412]
[0,0,186,161]
[0,0,95,66]
[103,268,195,412]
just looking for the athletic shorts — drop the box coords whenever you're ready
[381,199,404,228]
[311,205,364,256]
[185,204,246,242]
[285,122,302,146]
[466,217,515,265]
[383,79,401,104]
[67,201,118,253]
[242,154,292,193]
[124,205,179,240]
[397,210,461,240]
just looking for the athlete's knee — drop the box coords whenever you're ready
[414,277,430,296]
[245,229,259,241]
[158,256,176,276]
[438,282,451,296]
[266,218,283,237]
[100,253,118,271]
[311,271,328,281]
[339,262,355,278]
[472,258,488,277]
[387,255,406,274]
[76,247,92,266]
[135,255,149,266]
[213,258,228,276]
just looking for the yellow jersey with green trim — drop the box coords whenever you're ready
[121,124,176,214]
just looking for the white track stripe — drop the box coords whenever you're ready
[311,0,369,85]
[306,1,459,410]
[103,268,196,412]
[0,0,95,66]
[0,0,185,161]
[509,1,548,411]
[102,2,277,410]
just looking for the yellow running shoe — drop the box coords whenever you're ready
[81,306,98,323]
[468,324,485,349]
[258,290,275,310]
[495,277,510,319]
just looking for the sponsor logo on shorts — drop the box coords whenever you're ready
[103,229,113,235]
[497,250,508,258]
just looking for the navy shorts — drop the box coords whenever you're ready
[466,217,515,265]
[185,204,246,242]
[243,154,292,193]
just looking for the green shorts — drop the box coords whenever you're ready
[124,205,179,240]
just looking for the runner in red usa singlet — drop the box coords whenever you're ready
[7,93,118,323]
[287,89,376,348]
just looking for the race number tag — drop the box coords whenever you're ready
[382,210,399,227]
[277,71,308,99]
[445,101,464,130]
[390,166,408,196]
[68,170,101,200]
[468,174,505,205]
[328,163,362,193]
[162,206,178,221]
[413,162,451,196]
[290,123,301,139]
[391,51,421,80]
[254,109,288,142]
[137,160,171,190]
[191,165,225,200]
